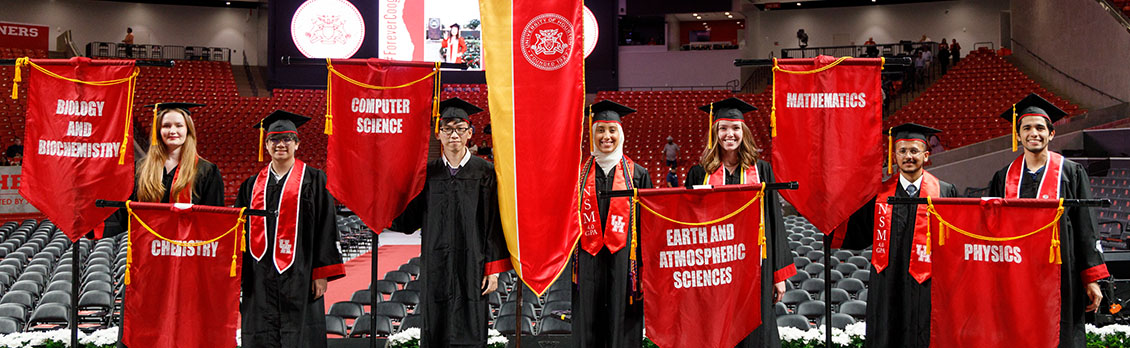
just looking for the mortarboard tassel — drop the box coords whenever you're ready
[707,104,714,149]
[1017,102,1026,152]
[257,121,264,162]
[151,103,160,149]
[433,62,442,135]
[588,105,594,152]
[887,127,894,175]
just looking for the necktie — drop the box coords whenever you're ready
[906,184,918,197]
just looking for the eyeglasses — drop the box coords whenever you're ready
[439,127,471,135]
[268,137,296,145]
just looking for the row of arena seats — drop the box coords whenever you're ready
[1093,168,1130,250]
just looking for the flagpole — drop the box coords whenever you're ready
[71,241,79,348]
[599,181,800,199]
[732,57,913,67]
[371,235,378,348]
[824,233,833,346]
[886,197,1111,207]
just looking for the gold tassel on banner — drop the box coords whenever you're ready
[759,185,767,259]
[119,72,138,165]
[125,201,134,285]
[433,62,442,135]
[324,58,333,135]
[231,209,247,277]
[11,57,27,100]
[770,58,778,138]
[1050,199,1064,264]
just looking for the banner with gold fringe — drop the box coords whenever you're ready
[12,57,139,241]
[637,185,765,348]
[123,201,246,348]
[323,58,438,232]
[925,197,1063,348]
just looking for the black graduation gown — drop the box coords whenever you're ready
[685,161,796,348]
[989,158,1108,348]
[836,176,958,348]
[236,165,345,348]
[571,161,651,348]
[102,158,225,237]
[390,156,510,348]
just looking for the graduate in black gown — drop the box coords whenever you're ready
[572,100,652,347]
[987,94,1108,348]
[236,110,346,348]
[683,98,795,348]
[103,102,224,236]
[389,98,511,347]
[832,124,958,348]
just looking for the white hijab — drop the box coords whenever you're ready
[591,122,625,175]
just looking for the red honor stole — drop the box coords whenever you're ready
[249,160,306,273]
[1004,152,1064,199]
[702,163,759,186]
[873,171,939,283]
[580,157,635,255]
[168,157,197,204]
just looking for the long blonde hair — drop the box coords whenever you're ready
[699,121,761,174]
[137,108,200,202]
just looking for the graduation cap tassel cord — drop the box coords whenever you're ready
[887,127,894,175]
[257,121,264,162]
[1017,103,1026,152]
[707,104,713,149]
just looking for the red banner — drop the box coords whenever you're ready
[324,59,435,232]
[480,0,585,294]
[639,186,764,348]
[122,202,245,348]
[0,22,49,51]
[927,198,1062,348]
[15,57,138,240]
[771,56,883,234]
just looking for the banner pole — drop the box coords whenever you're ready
[600,181,799,199]
[824,234,832,347]
[0,59,174,67]
[371,237,378,348]
[515,285,522,348]
[733,57,912,67]
[71,240,79,348]
[94,200,274,217]
[886,197,1111,207]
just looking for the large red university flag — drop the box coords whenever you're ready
[771,55,883,234]
[479,0,585,294]
[324,59,436,231]
[13,57,138,240]
[639,186,764,348]
[123,202,246,348]
[926,197,1062,348]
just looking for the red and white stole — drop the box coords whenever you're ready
[249,160,306,273]
[1004,152,1064,199]
[167,156,197,204]
[702,163,759,186]
[873,171,940,283]
[579,156,635,255]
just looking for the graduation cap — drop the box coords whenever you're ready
[253,110,311,162]
[887,123,942,174]
[698,98,757,149]
[585,100,636,152]
[999,93,1067,152]
[144,102,205,148]
[438,97,483,126]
